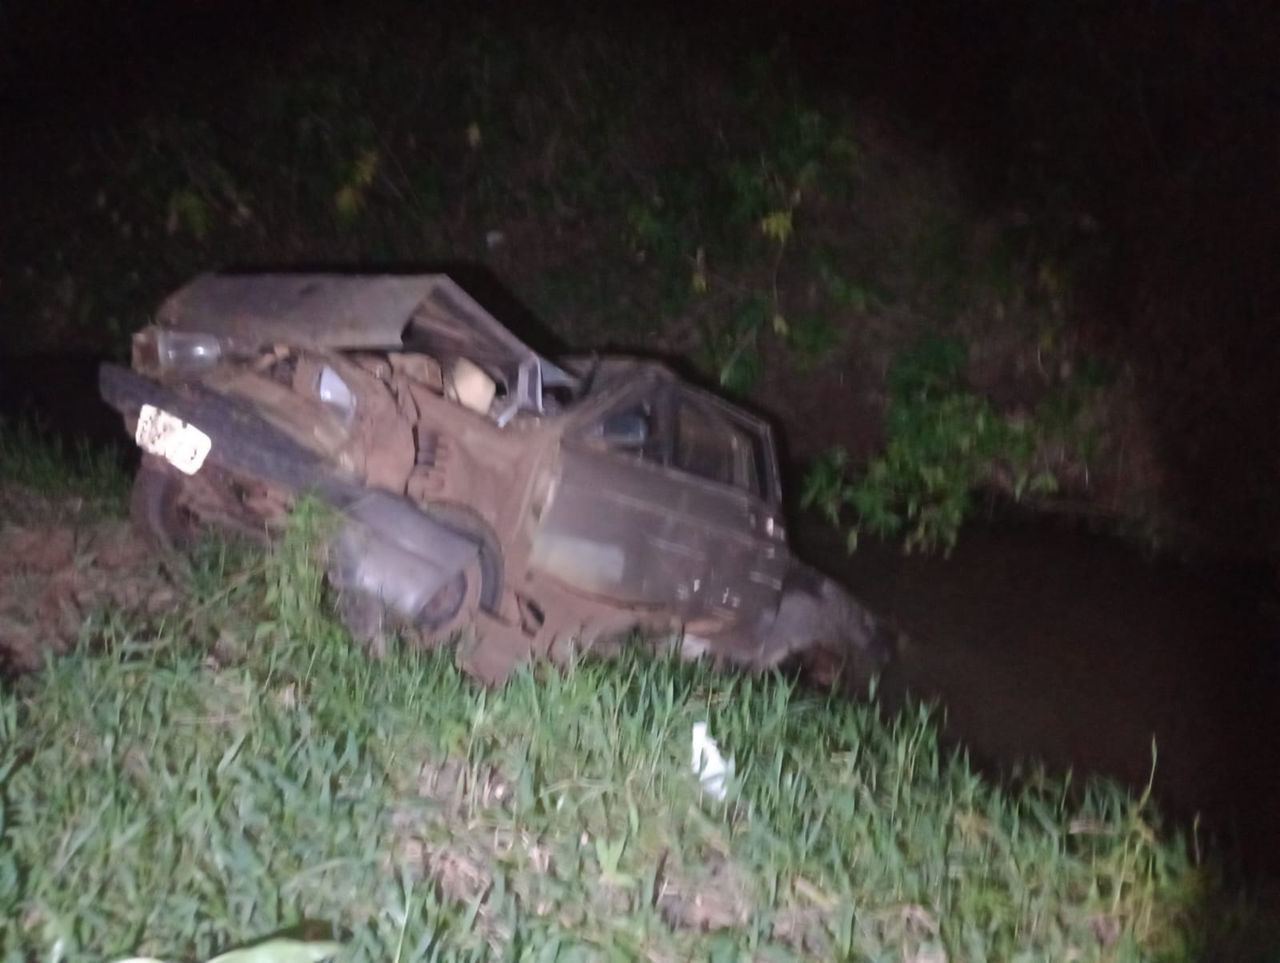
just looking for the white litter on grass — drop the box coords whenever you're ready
[691,721,734,801]
[111,937,342,963]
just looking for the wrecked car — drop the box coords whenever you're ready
[100,271,896,684]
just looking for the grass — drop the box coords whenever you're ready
[0,420,130,512]
[0,498,1231,962]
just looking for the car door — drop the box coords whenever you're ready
[530,378,707,611]
[529,375,788,631]
[667,387,789,633]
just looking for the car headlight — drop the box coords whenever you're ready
[132,326,222,372]
[318,365,357,416]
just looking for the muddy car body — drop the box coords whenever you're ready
[100,272,893,682]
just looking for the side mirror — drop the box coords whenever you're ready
[599,410,650,449]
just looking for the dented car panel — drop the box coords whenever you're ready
[330,491,480,620]
[101,271,896,684]
[157,272,578,423]
[535,379,789,637]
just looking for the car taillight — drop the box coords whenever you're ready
[133,326,222,372]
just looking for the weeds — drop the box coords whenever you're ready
[804,334,1095,553]
[0,509,1219,960]
[0,419,129,509]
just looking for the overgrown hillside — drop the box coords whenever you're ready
[2,1,1169,554]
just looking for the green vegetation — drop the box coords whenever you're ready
[2,5,1126,547]
[0,420,129,511]
[0,503,1223,962]
[802,334,1102,554]
[3,19,860,374]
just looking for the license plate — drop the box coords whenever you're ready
[135,403,211,475]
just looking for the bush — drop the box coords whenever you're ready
[804,334,1069,553]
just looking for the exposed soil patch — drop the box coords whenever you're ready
[0,485,179,673]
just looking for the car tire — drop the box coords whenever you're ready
[408,556,484,650]
[130,456,198,551]
[417,501,504,615]
[335,556,482,657]
[333,502,499,655]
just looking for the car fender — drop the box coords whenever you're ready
[758,561,899,674]
[100,362,485,621]
[331,491,481,622]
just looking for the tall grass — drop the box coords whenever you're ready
[0,419,129,509]
[0,509,1219,961]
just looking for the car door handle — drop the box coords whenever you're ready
[748,510,782,540]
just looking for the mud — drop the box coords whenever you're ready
[0,486,179,673]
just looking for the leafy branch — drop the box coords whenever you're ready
[804,335,1071,554]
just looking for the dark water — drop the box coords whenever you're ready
[799,517,1280,872]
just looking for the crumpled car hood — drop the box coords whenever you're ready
[156,271,577,390]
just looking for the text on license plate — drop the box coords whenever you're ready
[135,403,212,475]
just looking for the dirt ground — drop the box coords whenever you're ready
[0,485,179,673]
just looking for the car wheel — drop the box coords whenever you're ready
[335,588,392,657]
[130,456,199,551]
[335,559,482,657]
[410,556,483,649]
[417,501,504,614]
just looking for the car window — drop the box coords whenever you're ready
[588,393,668,465]
[674,397,762,496]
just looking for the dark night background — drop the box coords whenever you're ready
[4,0,1278,550]
[3,0,1280,922]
